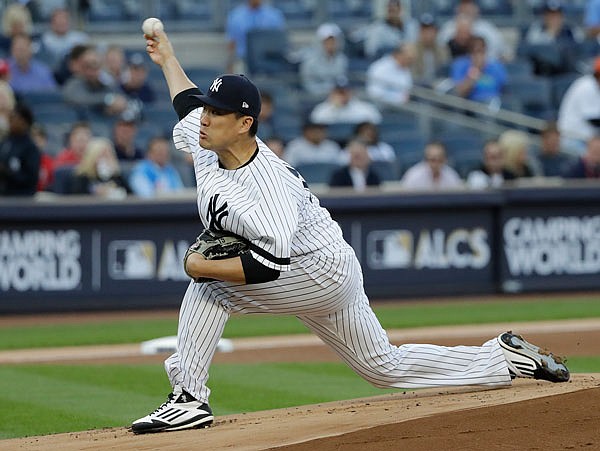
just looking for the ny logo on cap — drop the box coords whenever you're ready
[242,102,249,108]
[210,78,223,92]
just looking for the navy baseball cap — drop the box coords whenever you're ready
[191,74,261,119]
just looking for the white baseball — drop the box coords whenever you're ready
[142,17,164,36]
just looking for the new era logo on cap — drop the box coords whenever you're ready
[191,74,261,119]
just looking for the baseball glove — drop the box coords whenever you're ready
[183,229,250,283]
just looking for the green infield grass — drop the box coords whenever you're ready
[0,295,598,440]
[1,296,599,350]
[1,358,599,440]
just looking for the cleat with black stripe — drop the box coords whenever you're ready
[498,331,570,383]
[131,388,213,434]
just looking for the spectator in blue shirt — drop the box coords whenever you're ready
[585,0,600,38]
[129,136,184,198]
[8,33,57,94]
[451,36,506,105]
[225,0,285,72]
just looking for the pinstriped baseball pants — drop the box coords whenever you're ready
[164,250,512,403]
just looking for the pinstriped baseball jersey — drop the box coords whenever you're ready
[173,107,352,271]
[165,102,512,405]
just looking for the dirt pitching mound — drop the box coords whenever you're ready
[3,375,598,451]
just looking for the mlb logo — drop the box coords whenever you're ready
[108,240,156,279]
[367,230,413,269]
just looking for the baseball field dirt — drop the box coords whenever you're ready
[1,314,599,450]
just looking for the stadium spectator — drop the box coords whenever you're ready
[7,33,57,94]
[523,0,583,76]
[39,7,89,71]
[54,43,89,85]
[557,56,600,154]
[100,44,126,88]
[120,52,155,104]
[0,3,33,54]
[584,0,600,38]
[438,0,508,60]
[329,139,381,191]
[68,137,129,198]
[112,112,144,161]
[0,103,39,196]
[0,58,9,82]
[451,36,507,105]
[300,23,348,99]
[499,130,538,178]
[283,120,342,167]
[446,14,475,59]
[352,122,396,163]
[257,90,275,139]
[366,43,415,108]
[537,122,575,176]
[62,46,129,118]
[31,123,55,192]
[0,79,15,139]
[400,141,463,190]
[265,136,285,159]
[225,0,285,73]
[412,13,449,87]
[129,136,183,198]
[361,0,419,59]
[311,77,382,125]
[466,139,515,189]
[54,122,92,168]
[562,135,600,178]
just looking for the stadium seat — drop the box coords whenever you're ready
[326,0,374,27]
[504,59,534,83]
[174,161,196,188]
[33,104,81,125]
[245,29,296,78]
[326,122,356,145]
[185,67,221,90]
[272,0,316,28]
[19,91,64,106]
[50,165,76,194]
[478,0,513,16]
[451,150,482,179]
[504,76,553,119]
[87,0,128,21]
[396,149,424,177]
[550,72,579,110]
[439,133,484,153]
[295,162,342,185]
[386,132,427,156]
[371,160,399,182]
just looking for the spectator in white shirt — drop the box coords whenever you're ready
[300,23,348,99]
[466,139,516,189]
[366,43,415,108]
[283,121,343,167]
[353,121,396,163]
[401,141,463,190]
[40,8,89,71]
[362,0,419,59]
[557,56,600,155]
[310,77,382,125]
[437,0,508,61]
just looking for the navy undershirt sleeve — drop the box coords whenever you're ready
[240,253,281,284]
[173,87,204,120]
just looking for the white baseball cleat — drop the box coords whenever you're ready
[131,387,213,434]
[498,331,570,383]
